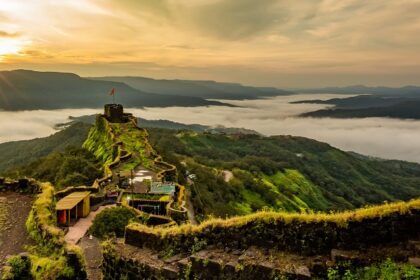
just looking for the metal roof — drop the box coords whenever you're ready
[150,183,175,195]
[56,191,91,211]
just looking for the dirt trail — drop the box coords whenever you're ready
[79,236,102,280]
[0,192,34,268]
[186,190,198,225]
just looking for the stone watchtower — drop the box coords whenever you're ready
[104,104,125,123]
[103,104,136,124]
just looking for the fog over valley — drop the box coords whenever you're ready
[2,94,420,163]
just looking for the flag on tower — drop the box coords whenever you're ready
[109,88,116,96]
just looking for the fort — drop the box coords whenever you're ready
[54,104,187,228]
[1,103,188,279]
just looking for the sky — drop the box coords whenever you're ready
[0,0,419,87]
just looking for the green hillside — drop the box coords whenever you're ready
[0,122,91,172]
[3,147,102,190]
[148,128,420,217]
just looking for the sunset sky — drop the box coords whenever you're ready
[0,0,419,87]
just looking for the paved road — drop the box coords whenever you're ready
[65,205,115,245]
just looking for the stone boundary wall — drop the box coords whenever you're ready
[0,178,40,193]
[102,249,180,280]
[125,199,420,256]
[101,242,310,280]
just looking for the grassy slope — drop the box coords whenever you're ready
[83,117,159,176]
[82,118,115,165]
[113,124,155,171]
[147,128,420,217]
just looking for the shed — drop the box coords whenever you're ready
[56,191,91,226]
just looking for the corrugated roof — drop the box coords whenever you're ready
[56,191,91,211]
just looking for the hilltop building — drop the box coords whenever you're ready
[103,104,135,123]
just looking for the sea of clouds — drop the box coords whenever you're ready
[2,94,420,163]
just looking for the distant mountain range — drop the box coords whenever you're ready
[301,100,420,119]
[0,70,233,110]
[2,70,420,117]
[295,85,420,96]
[91,76,291,100]
[0,70,291,110]
[293,85,420,120]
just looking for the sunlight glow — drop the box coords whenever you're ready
[0,39,24,57]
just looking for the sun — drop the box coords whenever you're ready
[0,39,24,57]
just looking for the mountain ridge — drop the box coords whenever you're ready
[0,69,231,110]
[90,76,292,100]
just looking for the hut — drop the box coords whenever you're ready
[56,191,91,226]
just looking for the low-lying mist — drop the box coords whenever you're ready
[2,94,420,163]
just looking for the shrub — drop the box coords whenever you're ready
[2,255,30,279]
[90,206,139,238]
[327,259,420,280]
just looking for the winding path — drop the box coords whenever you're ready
[64,205,115,245]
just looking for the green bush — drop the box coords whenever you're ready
[2,255,30,279]
[327,259,420,280]
[90,206,139,238]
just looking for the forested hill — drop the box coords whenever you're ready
[0,122,91,172]
[0,70,229,110]
[148,129,420,217]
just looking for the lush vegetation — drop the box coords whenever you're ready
[327,259,420,280]
[83,117,116,166]
[0,122,91,173]
[111,124,155,170]
[3,147,102,190]
[148,128,420,217]
[90,206,139,239]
